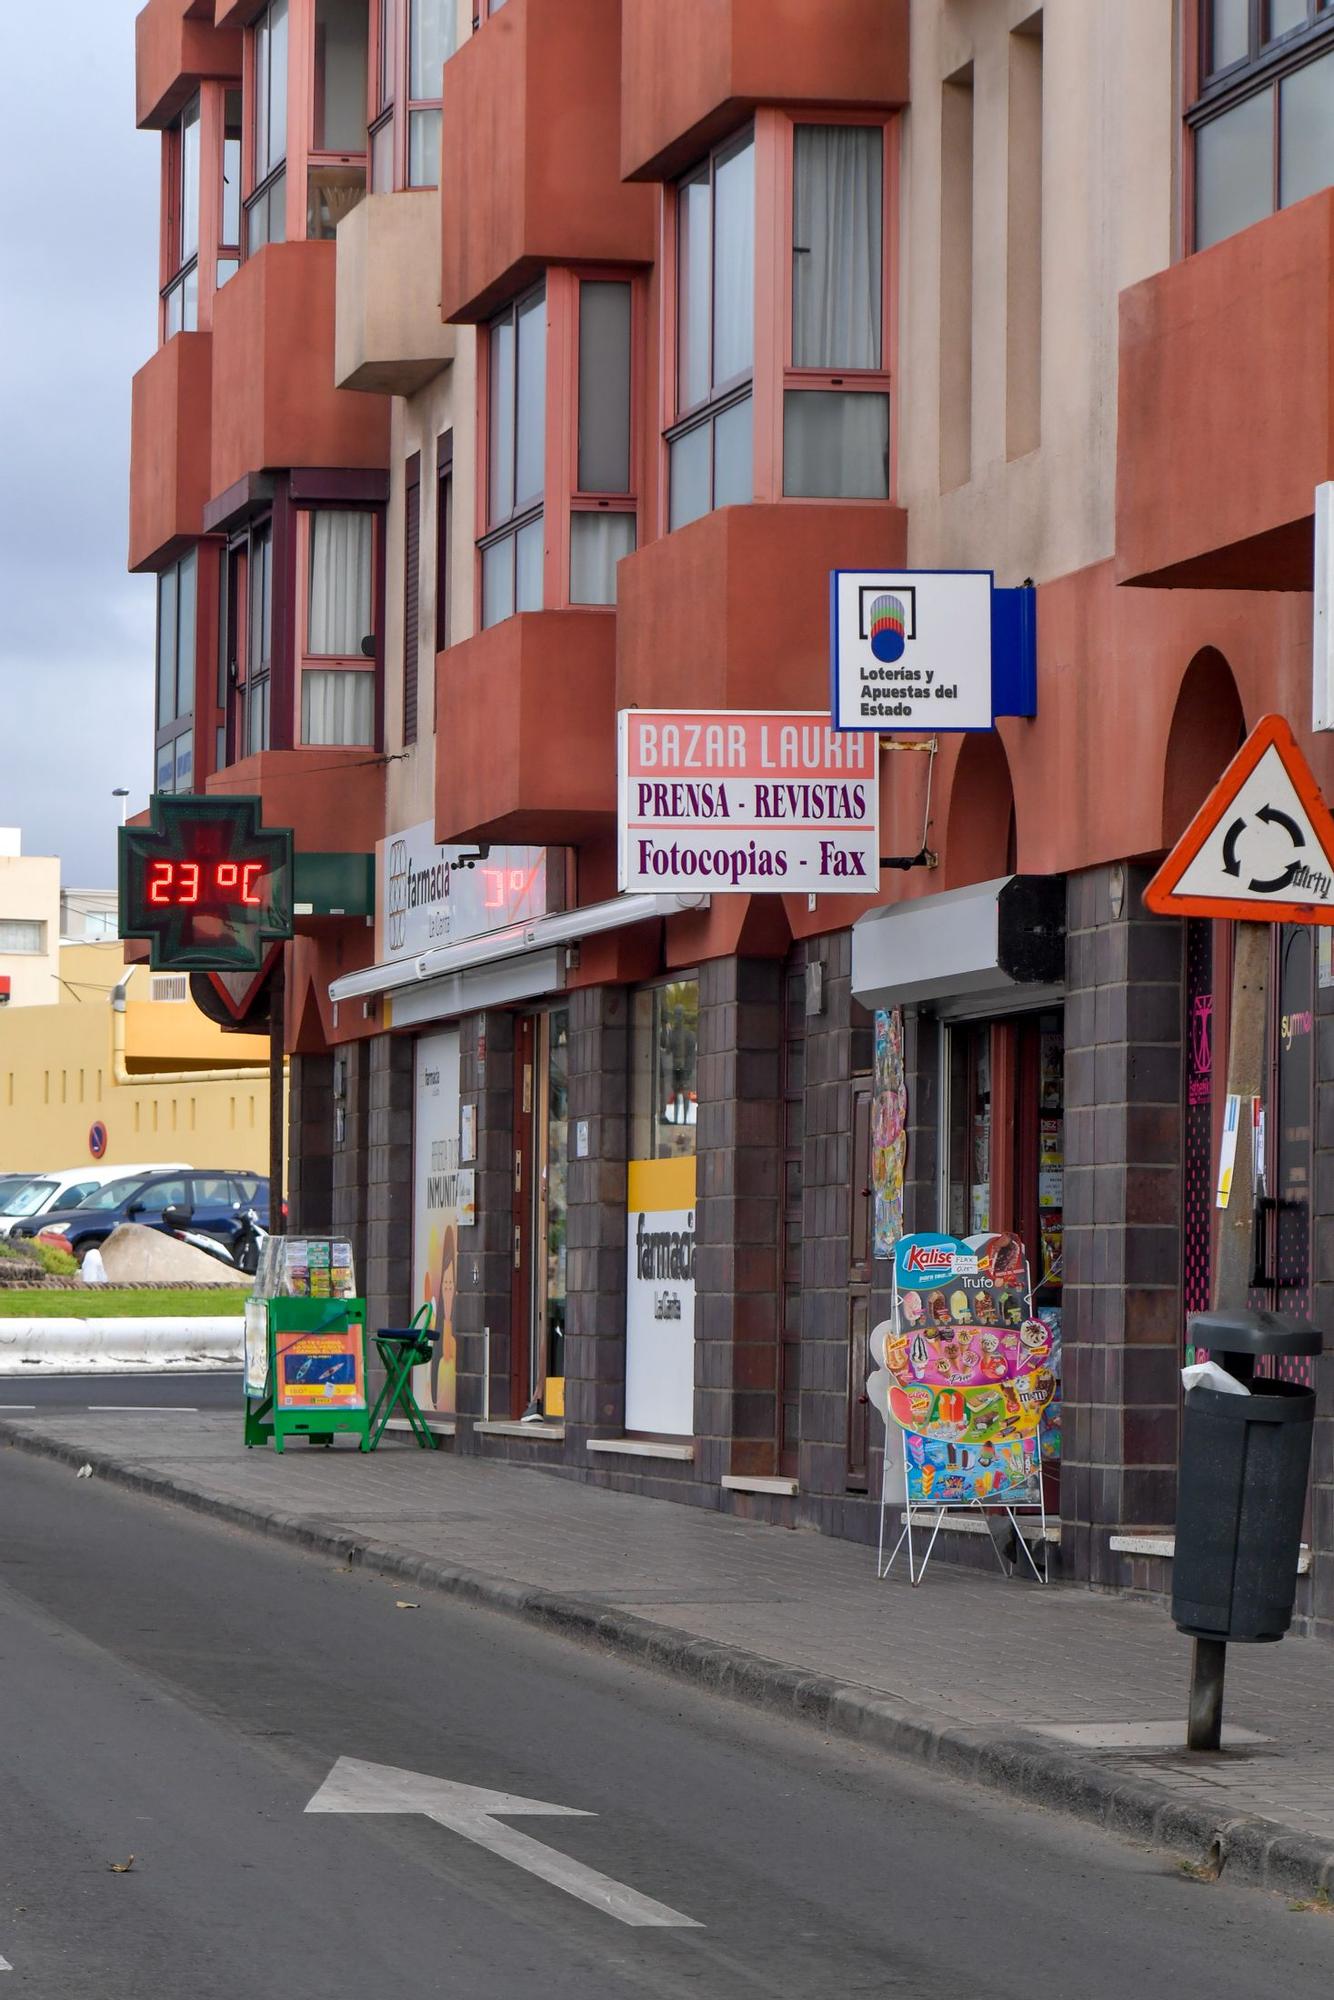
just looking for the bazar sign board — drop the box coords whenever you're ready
[376,821,551,960]
[1144,714,1334,926]
[617,710,879,894]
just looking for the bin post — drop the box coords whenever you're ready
[1187,1637,1227,1752]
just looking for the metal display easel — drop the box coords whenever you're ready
[877,1438,1049,1585]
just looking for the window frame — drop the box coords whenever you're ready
[245,0,291,255]
[436,427,454,652]
[369,0,453,193]
[162,93,202,339]
[295,504,380,748]
[154,549,198,796]
[1188,0,1334,252]
[478,281,549,629]
[658,110,898,530]
[306,0,369,241]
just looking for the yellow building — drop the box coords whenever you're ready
[0,940,274,1174]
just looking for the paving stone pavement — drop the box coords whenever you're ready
[5,1412,1334,1872]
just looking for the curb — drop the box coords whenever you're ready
[5,1418,1332,1904]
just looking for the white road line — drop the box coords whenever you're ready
[86,1406,198,1412]
[0,1406,36,1411]
[0,1952,11,1970]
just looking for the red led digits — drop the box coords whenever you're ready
[142,859,265,906]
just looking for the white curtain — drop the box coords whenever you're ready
[410,0,455,97]
[783,390,888,499]
[308,510,373,655]
[792,126,882,371]
[302,669,374,745]
[570,512,635,605]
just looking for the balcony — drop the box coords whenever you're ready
[205,749,385,858]
[335,192,456,395]
[128,334,214,573]
[209,243,390,499]
[136,0,241,129]
[1116,191,1334,592]
[620,0,909,182]
[434,612,617,842]
[617,502,906,712]
[440,0,654,323]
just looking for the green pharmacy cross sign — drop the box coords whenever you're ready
[119,794,294,972]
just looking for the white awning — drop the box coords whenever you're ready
[328,891,709,1007]
[851,875,1065,1012]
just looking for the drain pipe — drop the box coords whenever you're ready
[110,967,272,1086]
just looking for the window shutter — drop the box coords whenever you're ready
[403,453,421,746]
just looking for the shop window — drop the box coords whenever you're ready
[1191,1,1334,250]
[302,509,376,744]
[162,95,201,337]
[481,285,547,628]
[947,1010,1063,1308]
[631,980,700,1160]
[155,550,197,794]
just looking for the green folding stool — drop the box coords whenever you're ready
[367,1304,439,1450]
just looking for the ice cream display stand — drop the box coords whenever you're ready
[244,1236,370,1453]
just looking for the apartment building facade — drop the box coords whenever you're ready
[129,0,1334,1632]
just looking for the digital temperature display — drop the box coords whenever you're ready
[147,859,266,907]
[119,795,294,972]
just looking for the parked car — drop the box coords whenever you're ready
[17,1169,271,1266]
[0,1164,191,1238]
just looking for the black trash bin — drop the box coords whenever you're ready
[1172,1310,1323,1643]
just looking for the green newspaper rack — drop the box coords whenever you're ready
[244,1236,370,1452]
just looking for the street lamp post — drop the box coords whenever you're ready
[112,788,130,827]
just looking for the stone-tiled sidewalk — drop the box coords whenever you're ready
[5,1412,1334,1890]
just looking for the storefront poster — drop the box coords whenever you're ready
[624,1157,696,1435]
[867,1232,1053,1506]
[275,1322,365,1411]
[413,1029,461,1415]
[872,1008,907,1257]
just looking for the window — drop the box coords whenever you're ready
[302,509,375,744]
[163,96,201,337]
[247,0,289,253]
[408,0,454,187]
[218,88,242,289]
[155,550,196,794]
[403,454,421,746]
[784,123,889,498]
[246,520,273,755]
[436,428,453,651]
[481,286,546,628]
[0,922,45,956]
[668,132,755,531]
[631,980,699,1160]
[1192,1,1334,250]
[308,0,368,238]
[370,0,396,189]
[571,280,636,603]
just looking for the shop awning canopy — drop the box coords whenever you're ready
[851,874,1065,1013]
[327,890,709,1022]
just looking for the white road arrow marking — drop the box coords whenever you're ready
[305,1757,701,1929]
[0,1953,11,1970]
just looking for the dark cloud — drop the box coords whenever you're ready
[0,3,160,884]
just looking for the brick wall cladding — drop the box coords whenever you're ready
[694,955,785,1485]
[564,983,630,1439]
[1062,863,1185,1588]
[287,1052,334,1234]
[332,1040,370,1302]
[364,1032,413,1334]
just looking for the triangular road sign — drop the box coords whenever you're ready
[1145,714,1334,924]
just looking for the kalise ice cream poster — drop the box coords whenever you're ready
[867,1232,1058,1508]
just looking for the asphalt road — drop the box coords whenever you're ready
[0,1372,239,1413]
[0,1447,1330,1999]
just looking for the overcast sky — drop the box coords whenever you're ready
[0,4,159,887]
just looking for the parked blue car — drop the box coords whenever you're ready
[14,1169,271,1270]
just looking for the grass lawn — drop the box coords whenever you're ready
[0,1289,249,1318]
